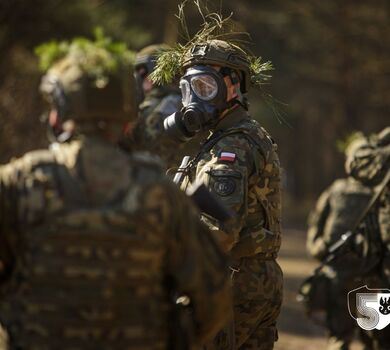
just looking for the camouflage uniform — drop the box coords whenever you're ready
[0,43,231,350]
[306,127,390,350]
[346,127,390,350]
[307,177,373,350]
[181,107,283,350]
[346,127,390,282]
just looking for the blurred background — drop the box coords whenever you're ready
[0,1,388,347]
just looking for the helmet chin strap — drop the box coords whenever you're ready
[220,67,248,110]
[220,101,239,119]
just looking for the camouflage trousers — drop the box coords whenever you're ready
[205,256,283,350]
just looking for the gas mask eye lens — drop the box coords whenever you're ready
[190,75,218,101]
[180,79,191,106]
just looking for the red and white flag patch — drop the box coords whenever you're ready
[219,152,236,162]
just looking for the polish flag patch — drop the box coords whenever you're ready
[219,152,236,162]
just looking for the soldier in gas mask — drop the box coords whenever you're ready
[153,38,283,349]
[132,44,206,169]
[134,44,182,143]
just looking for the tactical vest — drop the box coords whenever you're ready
[183,118,281,259]
[0,146,169,350]
[324,178,373,241]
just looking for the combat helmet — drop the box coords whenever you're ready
[345,129,390,185]
[377,126,390,146]
[37,34,135,125]
[135,44,170,77]
[344,134,369,176]
[182,39,251,93]
[149,4,273,102]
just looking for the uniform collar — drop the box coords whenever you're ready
[213,106,249,132]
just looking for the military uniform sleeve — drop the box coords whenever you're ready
[194,134,256,252]
[306,186,332,260]
[141,179,232,344]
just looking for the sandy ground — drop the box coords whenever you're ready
[274,229,363,350]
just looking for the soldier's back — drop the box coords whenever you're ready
[0,136,172,349]
[0,136,230,350]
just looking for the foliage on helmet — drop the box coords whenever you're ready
[150,1,273,91]
[35,27,135,79]
[36,29,136,123]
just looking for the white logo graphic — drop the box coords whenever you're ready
[348,285,390,330]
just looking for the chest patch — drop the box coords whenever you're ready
[213,178,236,196]
[219,152,236,162]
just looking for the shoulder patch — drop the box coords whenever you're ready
[213,178,236,196]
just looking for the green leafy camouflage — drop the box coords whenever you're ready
[35,27,135,77]
[149,1,273,89]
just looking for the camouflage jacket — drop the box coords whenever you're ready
[307,177,373,261]
[344,132,390,284]
[137,86,182,145]
[180,107,282,260]
[133,86,180,166]
[0,136,231,349]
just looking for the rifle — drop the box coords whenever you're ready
[298,170,390,305]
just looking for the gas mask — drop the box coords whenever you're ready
[164,65,234,141]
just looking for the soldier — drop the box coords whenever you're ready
[152,38,283,349]
[345,127,390,286]
[0,37,231,349]
[134,44,182,143]
[306,149,373,350]
[133,44,206,169]
[306,128,390,350]
[345,127,390,350]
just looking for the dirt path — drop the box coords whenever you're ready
[274,229,363,350]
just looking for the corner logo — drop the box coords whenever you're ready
[348,285,390,330]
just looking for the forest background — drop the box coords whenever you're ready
[0,0,388,227]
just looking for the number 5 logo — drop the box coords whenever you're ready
[355,293,379,330]
[348,285,390,331]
